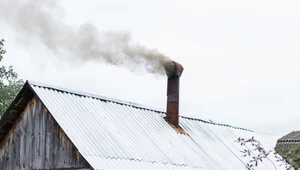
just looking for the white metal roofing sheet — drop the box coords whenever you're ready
[28,81,285,170]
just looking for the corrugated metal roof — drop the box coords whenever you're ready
[278,131,300,142]
[28,81,285,170]
[275,131,300,157]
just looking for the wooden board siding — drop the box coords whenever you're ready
[0,96,91,170]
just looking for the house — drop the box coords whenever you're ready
[276,131,300,158]
[0,80,286,170]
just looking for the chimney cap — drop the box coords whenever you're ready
[167,61,184,78]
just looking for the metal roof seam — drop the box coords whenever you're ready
[82,153,203,169]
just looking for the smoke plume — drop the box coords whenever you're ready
[0,0,174,75]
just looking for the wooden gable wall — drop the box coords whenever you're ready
[0,96,91,170]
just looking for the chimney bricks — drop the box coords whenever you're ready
[166,61,183,128]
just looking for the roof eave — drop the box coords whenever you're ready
[0,80,34,143]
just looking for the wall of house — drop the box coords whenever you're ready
[0,96,91,170]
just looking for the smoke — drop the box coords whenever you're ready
[0,0,174,75]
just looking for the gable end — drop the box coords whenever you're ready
[0,95,91,169]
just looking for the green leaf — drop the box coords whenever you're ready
[0,39,24,117]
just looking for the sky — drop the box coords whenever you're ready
[1,0,300,147]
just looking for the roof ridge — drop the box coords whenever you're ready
[180,116,253,132]
[27,80,166,113]
[27,80,252,132]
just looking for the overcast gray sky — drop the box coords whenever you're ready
[1,0,300,146]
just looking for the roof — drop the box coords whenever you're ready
[275,131,300,155]
[278,131,300,142]
[0,81,286,170]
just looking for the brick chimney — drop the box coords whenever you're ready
[166,61,184,128]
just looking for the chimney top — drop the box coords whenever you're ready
[167,61,184,78]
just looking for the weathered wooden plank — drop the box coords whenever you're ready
[0,97,91,170]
